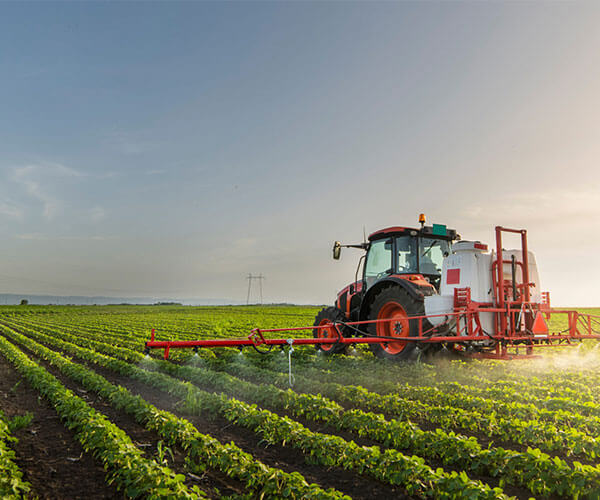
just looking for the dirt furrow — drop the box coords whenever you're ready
[59,351,412,499]
[10,339,244,499]
[0,353,120,500]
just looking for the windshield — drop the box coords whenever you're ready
[394,236,450,275]
[419,237,450,275]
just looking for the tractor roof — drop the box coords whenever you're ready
[368,225,458,241]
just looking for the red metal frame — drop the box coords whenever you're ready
[144,226,600,360]
[144,308,600,359]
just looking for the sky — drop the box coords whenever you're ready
[0,1,599,306]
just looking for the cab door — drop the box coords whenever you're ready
[363,238,393,290]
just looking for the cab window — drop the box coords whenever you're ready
[396,236,418,273]
[364,239,392,288]
[419,238,449,275]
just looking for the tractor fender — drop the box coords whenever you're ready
[358,277,434,321]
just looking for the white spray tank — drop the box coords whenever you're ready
[424,240,494,336]
[424,240,542,337]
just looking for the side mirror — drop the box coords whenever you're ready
[333,241,341,260]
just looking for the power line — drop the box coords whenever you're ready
[246,273,265,305]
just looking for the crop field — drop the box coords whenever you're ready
[1,305,600,499]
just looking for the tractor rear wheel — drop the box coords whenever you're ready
[367,287,425,360]
[313,307,348,355]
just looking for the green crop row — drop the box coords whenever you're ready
[55,310,600,460]
[0,334,204,499]
[399,378,600,418]
[457,377,600,413]
[331,376,600,436]
[443,356,600,390]
[5,305,318,344]
[15,318,600,498]
[1,323,512,500]
[249,352,600,442]
[32,312,600,423]
[7,310,600,498]
[159,358,600,498]
[214,355,600,461]
[435,368,600,405]
[0,324,346,500]
[9,316,600,463]
[259,355,598,416]
[0,411,33,498]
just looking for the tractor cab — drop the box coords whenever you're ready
[364,224,457,291]
[331,216,458,326]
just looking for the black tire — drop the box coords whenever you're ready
[367,287,427,361]
[312,306,348,355]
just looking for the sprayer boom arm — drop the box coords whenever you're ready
[145,309,600,360]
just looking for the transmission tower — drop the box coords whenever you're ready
[246,273,265,304]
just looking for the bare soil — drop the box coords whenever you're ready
[4,324,556,499]
[12,339,244,499]
[0,353,120,500]
[80,360,413,499]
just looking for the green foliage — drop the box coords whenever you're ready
[1,322,508,499]
[3,305,600,499]
[0,323,346,500]
[7,412,33,433]
[0,335,205,499]
[0,410,33,498]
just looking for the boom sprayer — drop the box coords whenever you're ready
[145,216,600,362]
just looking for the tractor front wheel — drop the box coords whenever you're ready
[313,307,348,355]
[367,287,425,360]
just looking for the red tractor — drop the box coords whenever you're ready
[314,214,459,360]
[145,217,600,362]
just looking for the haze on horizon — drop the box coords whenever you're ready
[0,1,599,307]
